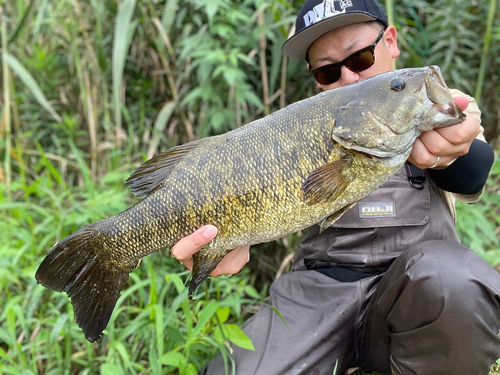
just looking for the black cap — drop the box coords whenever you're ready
[282,0,388,60]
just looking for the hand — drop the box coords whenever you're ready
[171,225,250,276]
[408,96,480,169]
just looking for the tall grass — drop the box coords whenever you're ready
[0,157,266,374]
[0,0,499,374]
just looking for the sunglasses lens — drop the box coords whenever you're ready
[314,64,341,85]
[311,45,377,85]
[346,48,375,72]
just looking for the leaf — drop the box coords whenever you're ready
[3,53,62,123]
[160,351,186,368]
[244,285,261,300]
[100,363,122,375]
[186,363,198,375]
[332,359,339,375]
[152,305,164,357]
[224,324,255,351]
[189,299,219,342]
[161,0,179,34]
[113,341,132,370]
[261,302,290,332]
[222,67,245,86]
[198,0,228,22]
[215,306,231,324]
[50,313,69,343]
[147,101,177,159]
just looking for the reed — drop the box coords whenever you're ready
[112,0,137,147]
[1,6,12,195]
[474,0,497,104]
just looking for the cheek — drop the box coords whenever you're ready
[372,53,395,74]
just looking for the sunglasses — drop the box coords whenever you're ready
[310,28,386,85]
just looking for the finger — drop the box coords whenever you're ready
[408,137,432,168]
[180,257,194,272]
[417,129,459,157]
[409,137,458,169]
[418,116,478,158]
[210,246,250,276]
[171,225,218,261]
[434,115,480,148]
[453,96,469,112]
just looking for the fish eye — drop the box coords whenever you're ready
[390,78,406,91]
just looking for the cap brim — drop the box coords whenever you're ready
[282,13,378,60]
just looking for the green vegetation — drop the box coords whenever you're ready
[0,0,499,374]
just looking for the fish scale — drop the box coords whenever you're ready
[35,66,464,342]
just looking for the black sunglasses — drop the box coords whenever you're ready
[310,28,386,85]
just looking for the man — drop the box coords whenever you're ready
[173,1,500,374]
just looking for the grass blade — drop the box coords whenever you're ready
[112,0,137,145]
[161,0,179,35]
[2,53,62,124]
[188,299,219,343]
[147,101,177,159]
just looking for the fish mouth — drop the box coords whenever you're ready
[419,66,465,127]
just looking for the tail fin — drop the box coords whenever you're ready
[35,223,134,342]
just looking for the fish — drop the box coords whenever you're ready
[35,66,464,342]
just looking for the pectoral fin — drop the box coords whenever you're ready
[302,158,353,205]
[319,203,356,233]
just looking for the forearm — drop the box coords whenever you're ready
[427,139,494,195]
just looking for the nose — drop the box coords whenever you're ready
[339,65,360,86]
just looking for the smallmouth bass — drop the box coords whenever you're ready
[36,66,464,342]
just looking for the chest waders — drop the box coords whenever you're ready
[293,163,459,275]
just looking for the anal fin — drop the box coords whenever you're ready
[319,203,356,233]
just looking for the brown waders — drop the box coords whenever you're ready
[203,166,500,375]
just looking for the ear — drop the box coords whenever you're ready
[384,25,400,59]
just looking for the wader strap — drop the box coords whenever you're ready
[405,161,426,189]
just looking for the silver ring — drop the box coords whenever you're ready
[430,156,440,169]
[446,157,458,167]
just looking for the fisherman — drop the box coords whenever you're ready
[172,1,500,374]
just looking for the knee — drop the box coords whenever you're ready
[397,240,500,312]
[401,240,470,274]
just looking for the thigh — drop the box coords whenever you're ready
[204,270,374,375]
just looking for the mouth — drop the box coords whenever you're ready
[424,66,465,123]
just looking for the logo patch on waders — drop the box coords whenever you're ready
[359,202,396,218]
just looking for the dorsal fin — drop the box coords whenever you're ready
[126,137,216,198]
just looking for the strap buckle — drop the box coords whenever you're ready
[405,162,426,190]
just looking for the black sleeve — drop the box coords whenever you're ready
[427,139,494,195]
